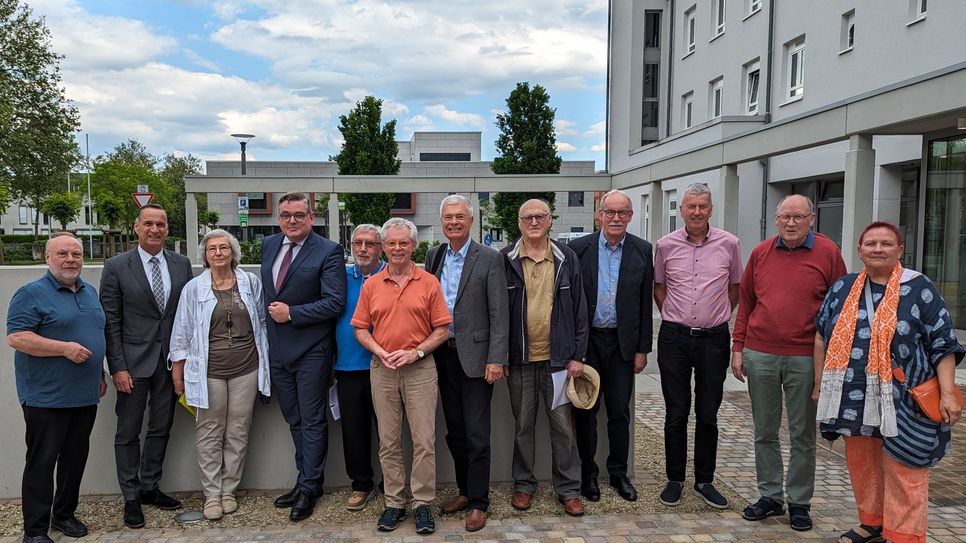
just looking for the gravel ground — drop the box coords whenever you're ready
[0,424,744,537]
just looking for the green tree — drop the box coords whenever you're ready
[40,190,81,230]
[201,209,220,231]
[94,193,124,230]
[90,141,162,232]
[0,182,11,263]
[490,82,561,241]
[158,153,202,238]
[0,0,82,239]
[330,96,400,228]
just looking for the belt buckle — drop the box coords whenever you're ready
[689,327,703,336]
[447,338,457,348]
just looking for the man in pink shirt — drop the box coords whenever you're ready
[653,183,742,510]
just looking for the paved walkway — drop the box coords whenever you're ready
[3,369,965,542]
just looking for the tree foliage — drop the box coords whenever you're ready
[40,190,81,230]
[159,153,203,237]
[490,82,561,241]
[0,0,81,239]
[94,193,124,230]
[330,96,401,229]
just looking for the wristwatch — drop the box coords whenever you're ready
[416,349,425,360]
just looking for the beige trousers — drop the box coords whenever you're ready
[370,355,438,508]
[195,371,259,498]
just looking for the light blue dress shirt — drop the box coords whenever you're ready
[440,240,471,337]
[593,232,623,328]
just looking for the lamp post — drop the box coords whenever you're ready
[231,133,255,175]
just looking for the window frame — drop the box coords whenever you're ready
[786,38,805,100]
[685,6,697,55]
[745,61,760,114]
[710,77,724,118]
[713,0,726,36]
[682,92,694,129]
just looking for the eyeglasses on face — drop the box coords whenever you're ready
[776,213,813,224]
[351,240,380,249]
[384,241,413,249]
[600,209,632,219]
[279,212,309,222]
[519,213,550,224]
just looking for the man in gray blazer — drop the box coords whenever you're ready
[426,195,509,532]
[100,204,193,529]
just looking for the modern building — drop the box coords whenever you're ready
[607,0,966,327]
[205,131,599,247]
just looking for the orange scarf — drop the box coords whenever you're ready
[816,263,902,437]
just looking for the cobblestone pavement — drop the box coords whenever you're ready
[3,378,965,542]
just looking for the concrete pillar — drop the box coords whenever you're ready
[842,134,875,270]
[185,192,199,265]
[873,165,901,225]
[470,192,482,243]
[647,183,665,243]
[717,164,740,234]
[327,193,340,244]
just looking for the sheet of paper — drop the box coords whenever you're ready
[551,370,571,410]
[328,384,341,421]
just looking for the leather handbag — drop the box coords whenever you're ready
[893,366,964,424]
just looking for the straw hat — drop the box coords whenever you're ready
[567,365,601,409]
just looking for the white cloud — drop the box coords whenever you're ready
[556,142,577,152]
[590,142,606,152]
[585,120,606,137]
[401,114,437,133]
[555,119,579,137]
[184,49,220,72]
[424,105,486,128]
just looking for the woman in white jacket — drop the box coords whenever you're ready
[170,229,270,520]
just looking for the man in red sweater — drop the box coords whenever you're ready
[730,194,847,533]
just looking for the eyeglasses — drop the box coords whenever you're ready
[279,212,309,222]
[351,240,380,249]
[776,213,813,224]
[600,209,632,219]
[519,213,550,224]
[384,241,413,249]
[205,244,231,253]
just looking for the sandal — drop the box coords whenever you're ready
[788,503,812,531]
[742,497,785,521]
[839,524,884,543]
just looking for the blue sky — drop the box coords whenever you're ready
[30,0,608,170]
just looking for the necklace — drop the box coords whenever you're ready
[214,285,235,348]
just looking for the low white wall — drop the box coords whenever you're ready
[0,265,625,499]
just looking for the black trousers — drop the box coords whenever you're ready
[435,342,493,511]
[335,369,377,492]
[656,321,730,484]
[573,328,635,481]
[114,354,176,500]
[22,404,97,537]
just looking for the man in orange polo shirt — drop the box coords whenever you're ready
[352,217,451,535]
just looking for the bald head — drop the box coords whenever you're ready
[518,199,553,243]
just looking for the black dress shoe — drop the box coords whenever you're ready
[139,488,182,510]
[50,517,88,538]
[274,485,300,508]
[124,499,145,529]
[22,535,54,543]
[609,475,638,502]
[289,490,316,521]
[581,478,601,502]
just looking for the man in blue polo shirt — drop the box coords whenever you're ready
[7,233,107,543]
[334,224,385,512]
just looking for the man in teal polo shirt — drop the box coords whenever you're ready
[7,233,108,543]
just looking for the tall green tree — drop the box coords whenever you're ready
[330,96,400,228]
[89,140,162,233]
[40,190,81,230]
[159,153,203,238]
[0,0,81,239]
[490,82,561,241]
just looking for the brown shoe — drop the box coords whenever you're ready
[440,495,469,514]
[465,508,486,531]
[511,491,532,511]
[561,497,584,517]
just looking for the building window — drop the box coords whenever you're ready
[748,0,762,16]
[390,193,416,215]
[682,92,694,129]
[840,10,855,52]
[710,77,724,118]
[785,37,805,100]
[712,0,726,36]
[568,191,585,207]
[419,152,471,161]
[571,226,585,233]
[645,10,661,48]
[924,135,966,325]
[666,190,678,233]
[18,205,28,225]
[685,6,697,54]
[246,192,272,215]
[642,61,660,144]
[908,0,927,23]
[744,60,760,114]
[917,0,927,17]
[641,193,650,238]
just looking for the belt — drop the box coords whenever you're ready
[662,321,729,337]
[446,338,457,348]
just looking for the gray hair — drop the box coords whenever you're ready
[776,194,815,214]
[599,189,632,210]
[201,229,242,269]
[351,223,381,241]
[439,194,474,217]
[683,182,712,200]
[380,217,418,242]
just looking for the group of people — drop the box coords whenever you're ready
[8,185,962,543]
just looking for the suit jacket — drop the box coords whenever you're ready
[101,247,193,378]
[426,240,509,378]
[260,231,347,365]
[569,231,654,361]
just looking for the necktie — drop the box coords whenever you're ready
[275,243,296,292]
[149,256,165,313]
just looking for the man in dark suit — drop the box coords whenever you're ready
[569,189,653,503]
[426,195,509,532]
[260,191,346,522]
[101,204,193,528]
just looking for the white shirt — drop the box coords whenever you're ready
[137,245,170,305]
[271,237,304,287]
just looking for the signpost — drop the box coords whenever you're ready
[131,193,154,207]
[238,196,249,228]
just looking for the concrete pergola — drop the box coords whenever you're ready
[185,64,966,270]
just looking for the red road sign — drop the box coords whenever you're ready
[132,193,154,207]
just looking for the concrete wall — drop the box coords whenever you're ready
[0,265,624,499]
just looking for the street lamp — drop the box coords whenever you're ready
[231,133,255,175]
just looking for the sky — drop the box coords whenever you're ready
[28,0,609,171]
